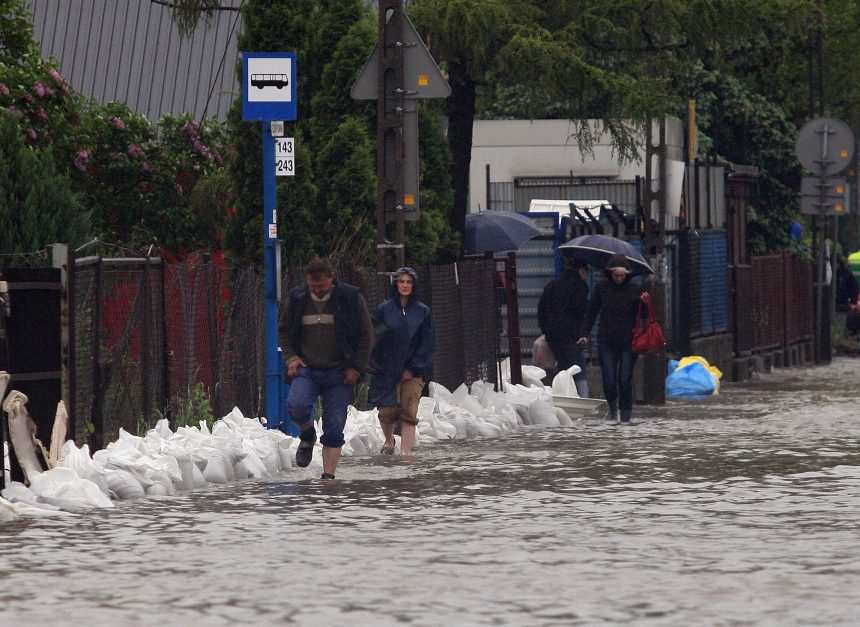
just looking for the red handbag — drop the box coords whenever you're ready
[632,292,665,354]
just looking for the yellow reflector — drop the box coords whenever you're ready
[405,194,415,204]
[418,74,428,86]
[840,149,849,158]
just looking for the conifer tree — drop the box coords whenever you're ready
[0,113,90,258]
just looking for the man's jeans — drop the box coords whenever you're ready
[288,366,352,448]
[548,340,590,398]
[597,342,638,412]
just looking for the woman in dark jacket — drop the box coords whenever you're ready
[577,253,649,423]
[369,267,435,454]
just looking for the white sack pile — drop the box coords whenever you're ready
[2,363,600,522]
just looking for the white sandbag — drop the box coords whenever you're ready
[233,459,254,480]
[452,384,486,416]
[154,418,173,439]
[416,397,437,421]
[521,365,547,388]
[238,441,270,478]
[1,483,70,517]
[516,404,532,425]
[106,468,146,500]
[428,381,455,405]
[190,463,208,488]
[1,496,20,523]
[551,365,582,398]
[555,406,574,427]
[469,379,492,400]
[440,410,468,439]
[418,414,456,440]
[529,400,561,427]
[197,447,231,484]
[277,440,293,471]
[29,467,115,510]
[162,442,194,491]
[473,418,502,438]
[59,440,109,496]
[146,482,174,496]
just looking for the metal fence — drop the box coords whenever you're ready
[72,256,499,447]
[732,253,814,355]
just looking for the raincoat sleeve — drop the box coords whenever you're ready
[406,308,435,378]
[352,294,374,375]
[579,282,602,339]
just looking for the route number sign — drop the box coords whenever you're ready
[275,137,294,177]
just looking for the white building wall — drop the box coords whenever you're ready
[469,118,686,214]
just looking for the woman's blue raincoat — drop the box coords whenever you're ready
[368,268,435,407]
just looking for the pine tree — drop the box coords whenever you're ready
[0,113,90,258]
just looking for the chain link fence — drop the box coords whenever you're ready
[72,256,499,447]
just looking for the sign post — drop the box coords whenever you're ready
[795,117,856,363]
[242,52,297,432]
[350,0,450,270]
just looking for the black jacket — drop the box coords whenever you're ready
[835,267,859,311]
[538,270,590,344]
[580,276,644,348]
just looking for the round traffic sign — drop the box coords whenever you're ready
[795,117,855,176]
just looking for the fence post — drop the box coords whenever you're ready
[141,258,152,428]
[90,256,104,451]
[505,252,523,385]
[204,255,220,410]
[51,243,76,440]
[158,259,171,426]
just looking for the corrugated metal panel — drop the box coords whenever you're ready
[28,0,242,122]
[516,237,558,336]
[698,231,728,333]
[488,182,515,212]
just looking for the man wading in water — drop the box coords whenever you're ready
[280,258,373,479]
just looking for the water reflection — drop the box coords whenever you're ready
[3,358,860,625]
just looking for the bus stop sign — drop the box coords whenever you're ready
[242,52,297,121]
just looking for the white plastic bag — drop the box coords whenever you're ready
[551,365,582,398]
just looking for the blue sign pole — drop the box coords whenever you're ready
[263,121,280,430]
[242,51,296,431]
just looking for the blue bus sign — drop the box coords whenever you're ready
[242,52,297,121]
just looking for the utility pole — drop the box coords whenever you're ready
[642,118,667,405]
[351,0,450,271]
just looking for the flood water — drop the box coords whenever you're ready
[2,357,860,626]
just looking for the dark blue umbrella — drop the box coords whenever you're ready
[558,233,653,275]
[464,211,542,254]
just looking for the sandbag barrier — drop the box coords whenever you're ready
[1,367,595,523]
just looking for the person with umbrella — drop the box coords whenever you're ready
[577,253,649,423]
[537,256,591,397]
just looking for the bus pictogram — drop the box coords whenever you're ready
[251,73,289,89]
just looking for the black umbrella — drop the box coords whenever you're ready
[464,211,541,254]
[558,233,653,275]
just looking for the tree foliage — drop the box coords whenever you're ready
[0,112,89,258]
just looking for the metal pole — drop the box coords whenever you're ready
[376,0,406,271]
[505,252,522,385]
[263,121,281,429]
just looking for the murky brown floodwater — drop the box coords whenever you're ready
[2,358,860,626]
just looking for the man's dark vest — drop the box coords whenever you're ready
[287,281,362,370]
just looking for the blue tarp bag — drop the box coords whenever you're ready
[665,361,716,397]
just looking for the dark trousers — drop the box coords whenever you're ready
[597,342,638,411]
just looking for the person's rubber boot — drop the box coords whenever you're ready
[619,408,632,423]
[607,400,619,421]
[296,428,317,467]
